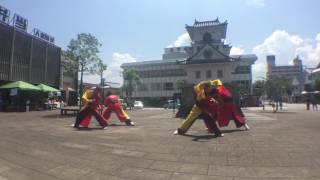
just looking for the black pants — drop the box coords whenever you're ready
[74,106,107,128]
[200,113,222,136]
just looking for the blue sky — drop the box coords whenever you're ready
[2,0,320,83]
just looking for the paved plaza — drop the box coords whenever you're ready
[0,104,320,180]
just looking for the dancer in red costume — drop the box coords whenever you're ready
[174,79,249,136]
[210,85,250,129]
[197,92,223,136]
[103,92,135,126]
[73,87,108,129]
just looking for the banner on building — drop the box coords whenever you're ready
[0,5,10,24]
[33,28,55,44]
[13,13,28,31]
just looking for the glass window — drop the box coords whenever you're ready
[206,70,212,78]
[164,82,173,90]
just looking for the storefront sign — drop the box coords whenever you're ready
[33,28,55,43]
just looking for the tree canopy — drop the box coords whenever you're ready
[63,33,102,74]
[122,69,141,98]
[253,76,293,100]
[90,59,107,85]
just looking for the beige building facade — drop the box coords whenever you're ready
[121,18,257,105]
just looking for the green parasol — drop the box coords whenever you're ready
[37,84,60,92]
[0,81,40,91]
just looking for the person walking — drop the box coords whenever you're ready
[311,94,318,111]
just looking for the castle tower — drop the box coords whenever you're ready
[185,18,231,59]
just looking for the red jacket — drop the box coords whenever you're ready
[104,95,121,107]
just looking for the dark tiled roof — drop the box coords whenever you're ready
[186,18,227,28]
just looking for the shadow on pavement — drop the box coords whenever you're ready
[43,114,76,119]
[182,134,218,141]
[252,110,299,114]
[108,123,127,126]
[73,127,107,131]
[221,129,243,134]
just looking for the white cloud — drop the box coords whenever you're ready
[230,46,245,55]
[168,32,191,47]
[252,30,320,81]
[83,52,137,85]
[245,0,265,7]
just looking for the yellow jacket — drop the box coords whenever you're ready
[82,89,94,107]
[194,79,223,101]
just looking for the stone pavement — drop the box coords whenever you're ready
[0,107,320,180]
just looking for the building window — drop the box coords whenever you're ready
[217,70,223,78]
[164,82,173,91]
[233,66,251,74]
[195,71,201,79]
[138,84,148,91]
[138,69,186,78]
[206,70,212,78]
[150,83,161,91]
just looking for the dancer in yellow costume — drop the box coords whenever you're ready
[173,79,222,135]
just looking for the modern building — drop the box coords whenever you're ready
[266,55,312,97]
[311,62,320,90]
[121,18,257,105]
[0,19,61,88]
[312,62,320,76]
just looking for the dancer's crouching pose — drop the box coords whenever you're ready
[73,87,108,129]
[173,79,250,136]
[173,80,223,136]
[103,92,135,126]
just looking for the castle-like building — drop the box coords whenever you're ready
[121,18,257,104]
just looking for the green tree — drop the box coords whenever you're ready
[61,51,78,74]
[63,33,102,107]
[89,59,107,86]
[252,80,266,97]
[265,76,293,100]
[228,82,249,95]
[122,69,141,99]
[312,74,320,91]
